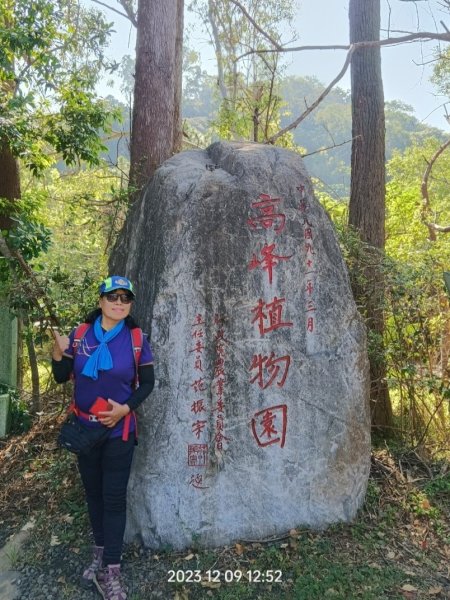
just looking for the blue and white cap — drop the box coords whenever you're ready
[99,275,135,296]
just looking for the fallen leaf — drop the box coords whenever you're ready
[62,514,74,524]
[57,576,66,584]
[235,543,244,555]
[401,584,418,592]
[50,534,61,546]
[183,553,194,560]
[21,520,35,531]
[428,587,443,595]
[200,580,221,589]
[387,551,396,559]
[325,588,339,596]
[421,499,431,510]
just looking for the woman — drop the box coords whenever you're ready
[52,275,155,600]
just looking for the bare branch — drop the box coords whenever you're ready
[117,0,137,27]
[386,0,392,37]
[91,0,136,27]
[421,139,450,239]
[301,137,356,159]
[235,30,450,62]
[267,45,356,145]
[208,0,228,100]
[227,0,283,51]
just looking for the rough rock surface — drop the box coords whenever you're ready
[111,141,370,550]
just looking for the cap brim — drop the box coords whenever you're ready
[103,286,135,296]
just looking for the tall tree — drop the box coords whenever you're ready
[191,0,294,143]
[348,0,392,429]
[128,0,184,192]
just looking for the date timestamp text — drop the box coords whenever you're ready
[167,569,282,583]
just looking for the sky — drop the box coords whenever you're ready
[87,0,450,130]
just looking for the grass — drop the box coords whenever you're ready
[4,544,21,569]
[1,414,449,599]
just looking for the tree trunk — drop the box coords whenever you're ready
[172,0,185,154]
[348,0,392,431]
[0,141,21,230]
[24,319,40,414]
[128,0,184,193]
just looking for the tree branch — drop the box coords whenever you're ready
[266,45,356,145]
[234,30,450,62]
[91,0,136,27]
[207,0,228,100]
[301,137,356,158]
[227,0,283,51]
[0,236,60,331]
[117,0,137,27]
[421,138,450,240]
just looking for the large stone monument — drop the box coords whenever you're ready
[111,141,370,549]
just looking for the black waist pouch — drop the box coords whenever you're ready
[58,413,111,455]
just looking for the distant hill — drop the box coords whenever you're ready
[279,76,445,197]
[101,76,445,198]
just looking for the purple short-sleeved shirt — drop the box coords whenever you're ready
[66,324,154,438]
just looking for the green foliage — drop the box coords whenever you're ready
[406,490,440,519]
[0,189,52,264]
[280,78,445,197]
[431,45,450,99]
[183,68,445,196]
[424,473,450,497]
[320,136,450,451]
[6,388,32,434]
[190,0,296,145]
[7,163,125,330]
[0,0,121,174]
[7,218,51,261]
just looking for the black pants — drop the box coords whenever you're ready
[77,433,135,566]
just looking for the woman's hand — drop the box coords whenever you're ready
[52,330,70,361]
[98,399,130,428]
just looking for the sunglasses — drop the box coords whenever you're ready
[103,292,134,304]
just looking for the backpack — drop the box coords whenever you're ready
[71,322,143,441]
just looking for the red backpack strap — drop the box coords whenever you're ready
[70,323,90,387]
[73,322,90,351]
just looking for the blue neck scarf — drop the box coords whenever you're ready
[81,316,125,380]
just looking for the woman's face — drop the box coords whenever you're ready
[99,288,133,324]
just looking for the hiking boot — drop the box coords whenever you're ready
[80,545,104,589]
[94,564,127,600]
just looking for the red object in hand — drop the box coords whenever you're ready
[90,397,112,417]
